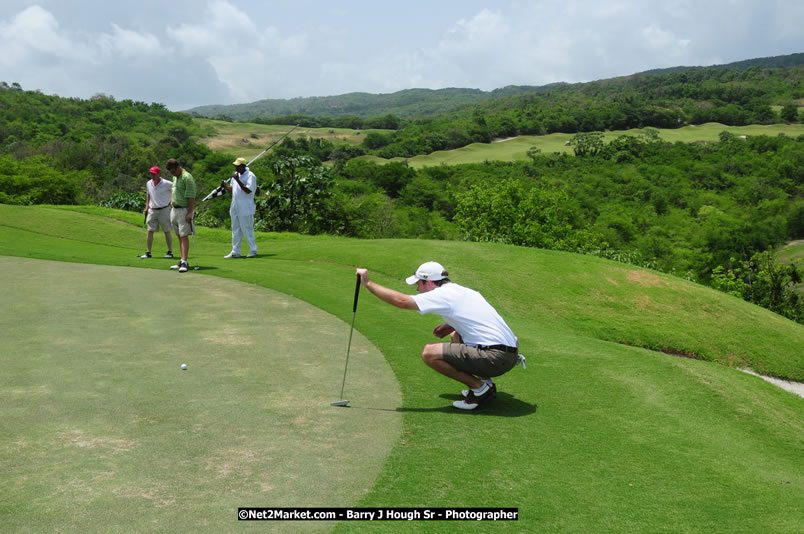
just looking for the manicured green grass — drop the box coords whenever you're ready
[1,204,802,533]
[0,257,399,533]
[360,122,804,168]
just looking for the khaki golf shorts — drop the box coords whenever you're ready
[440,343,518,378]
[146,207,171,232]
[171,207,194,237]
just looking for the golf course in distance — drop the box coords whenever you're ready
[1,204,802,533]
[195,118,804,170]
[362,122,804,168]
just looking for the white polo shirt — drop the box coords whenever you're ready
[412,282,518,347]
[230,167,257,217]
[146,177,173,209]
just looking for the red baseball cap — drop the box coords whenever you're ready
[149,166,160,175]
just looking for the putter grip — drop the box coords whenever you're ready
[353,273,361,312]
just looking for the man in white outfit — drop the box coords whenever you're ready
[356,261,520,411]
[224,157,258,258]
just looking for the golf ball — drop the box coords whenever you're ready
[180,363,188,370]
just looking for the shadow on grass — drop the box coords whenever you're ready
[356,392,537,417]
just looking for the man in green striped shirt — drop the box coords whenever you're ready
[167,158,196,273]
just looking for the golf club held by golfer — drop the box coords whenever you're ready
[331,273,361,407]
[202,125,299,202]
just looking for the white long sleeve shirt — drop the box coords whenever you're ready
[230,167,257,217]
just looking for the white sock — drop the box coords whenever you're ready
[472,383,489,394]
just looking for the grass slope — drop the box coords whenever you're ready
[1,204,802,533]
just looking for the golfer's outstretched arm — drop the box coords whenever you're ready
[356,268,418,310]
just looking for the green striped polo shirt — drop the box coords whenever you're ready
[171,169,196,208]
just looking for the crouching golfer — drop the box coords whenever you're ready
[356,261,519,410]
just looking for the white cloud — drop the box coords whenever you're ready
[98,24,165,60]
[0,5,93,66]
[168,0,313,103]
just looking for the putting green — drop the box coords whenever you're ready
[0,256,401,533]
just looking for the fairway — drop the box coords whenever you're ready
[0,256,401,533]
[359,122,804,168]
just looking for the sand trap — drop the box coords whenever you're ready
[741,369,804,398]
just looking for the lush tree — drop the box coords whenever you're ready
[257,155,335,232]
[362,131,391,150]
[0,154,88,205]
[454,178,598,250]
[569,131,604,157]
[712,249,802,322]
[781,103,800,122]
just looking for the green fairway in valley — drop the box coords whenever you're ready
[361,122,804,168]
[1,204,802,533]
[0,255,400,533]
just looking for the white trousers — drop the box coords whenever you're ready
[231,213,257,255]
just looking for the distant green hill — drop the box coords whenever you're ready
[183,52,804,121]
[184,87,496,121]
[639,52,804,76]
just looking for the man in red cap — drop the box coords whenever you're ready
[140,166,174,259]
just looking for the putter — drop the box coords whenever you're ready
[332,274,361,407]
[188,221,200,270]
[136,212,147,257]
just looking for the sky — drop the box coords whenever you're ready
[1,0,802,111]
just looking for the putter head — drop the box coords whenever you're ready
[330,400,350,407]
[193,266,200,270]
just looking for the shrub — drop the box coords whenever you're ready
[98,191,145,212]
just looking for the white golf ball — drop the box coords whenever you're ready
[180,363,188,370]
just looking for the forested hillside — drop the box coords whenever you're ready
[185,53,804,122]
[0,88,231,203]
[187,58,804,161]
[1,56,802,322]
[362,64,803,158]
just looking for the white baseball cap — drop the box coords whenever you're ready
[405,261,447,285]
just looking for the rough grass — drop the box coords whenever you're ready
[779,240,804,294]
[1,204,802,533]
[778,240,804,266]
[194,118,393,160]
